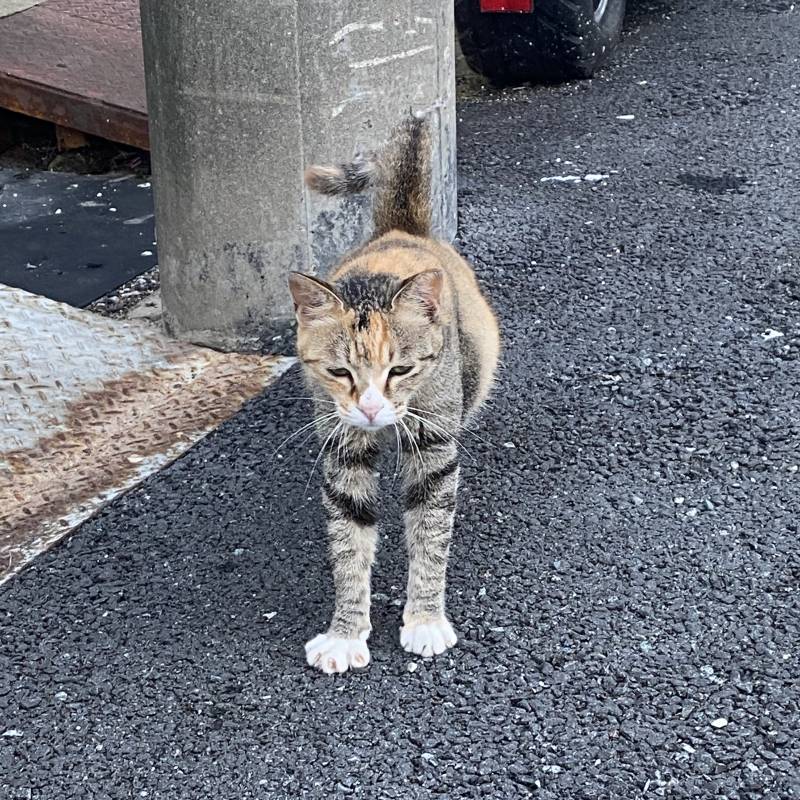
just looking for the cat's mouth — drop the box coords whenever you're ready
[338,403,406,432]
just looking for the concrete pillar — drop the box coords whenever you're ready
[139,1,456,353]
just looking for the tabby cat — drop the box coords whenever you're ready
[289,115,500,674]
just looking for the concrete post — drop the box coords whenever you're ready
[139,1,456,353]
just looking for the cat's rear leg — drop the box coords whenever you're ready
[400,427,460,658]
[305,440,379,674]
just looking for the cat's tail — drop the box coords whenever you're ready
[304,113,432,238]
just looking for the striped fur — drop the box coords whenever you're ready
[294,115,501,673]
[304,115,432,238]
[304,158,378,197]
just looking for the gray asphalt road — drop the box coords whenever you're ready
[2,1,799,798]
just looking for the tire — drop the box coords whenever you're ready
[455,0,626,85]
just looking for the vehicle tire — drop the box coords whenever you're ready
[455,0,626,85]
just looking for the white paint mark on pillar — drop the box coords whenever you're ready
[331,90,375,119]
[329,21,385,46]
[349,45,434,70]
[414,16,434,25]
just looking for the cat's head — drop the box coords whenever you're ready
[288,270,445,431]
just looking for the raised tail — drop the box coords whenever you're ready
[304,114,432,238]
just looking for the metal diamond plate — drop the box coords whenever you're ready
[0,284,288,585]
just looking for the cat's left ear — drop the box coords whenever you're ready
[288,272,344,323]
[391,269,443,321]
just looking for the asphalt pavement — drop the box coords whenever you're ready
[2,0,799,797]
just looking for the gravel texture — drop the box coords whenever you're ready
[88,267,160,318]
[2,1,799,798]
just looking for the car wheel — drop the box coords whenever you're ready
[455,0,627,85]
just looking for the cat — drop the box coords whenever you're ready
[288,114,500,674]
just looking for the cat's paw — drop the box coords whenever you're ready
[305,631,371,674]
[400,617,457,658]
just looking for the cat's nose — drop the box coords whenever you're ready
[358,397,383,422]
[358,384,384,422]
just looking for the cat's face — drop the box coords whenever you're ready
[289,270,444,431]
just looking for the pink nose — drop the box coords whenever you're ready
[358,398,382,422]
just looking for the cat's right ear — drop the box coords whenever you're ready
[288,272,344,324]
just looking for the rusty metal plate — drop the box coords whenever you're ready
[0,283,289,585]
[0,0,148,148]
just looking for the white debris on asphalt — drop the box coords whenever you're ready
[616,114,635,120]
[541,174,610,184]
[123,214,155,225]
[406,661,418,673]
[762,328,784,340]
[541,175,582,183]
[711,717,729,729]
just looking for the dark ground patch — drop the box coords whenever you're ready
[0,169,156,306]
[674,173,749,195]
[2,1,799,798]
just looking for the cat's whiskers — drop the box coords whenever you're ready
[304,421,342,496]
[397,417,423,473]
[287,426,330,464]
[403,410,475,463]
[407,406,493,446]
[336,423,349,465]
[274,412,339,454]
[391,423,402,484]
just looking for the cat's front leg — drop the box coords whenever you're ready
[305,436,379,674]
[400,431,460,658]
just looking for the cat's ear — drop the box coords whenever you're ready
[288,272,344,323]
[391,269,443,321]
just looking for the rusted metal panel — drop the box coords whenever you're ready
[0,283,290,585]
[0,0,148,149]
[0,72,150,150]
[0,74,149,149]
[55,124,90,151]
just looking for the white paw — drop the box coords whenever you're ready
[400,617,457,657]
[305,631,371,674]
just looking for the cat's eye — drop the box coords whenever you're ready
[327,367,352,380]
[389,365,414,377]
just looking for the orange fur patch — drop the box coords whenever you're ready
[352,312,391,366]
